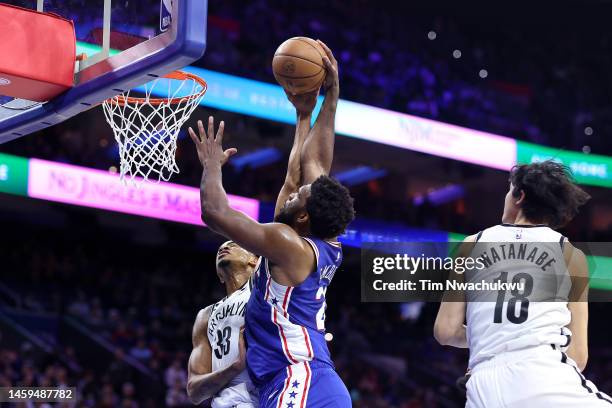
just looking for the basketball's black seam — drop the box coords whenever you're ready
[274,53,325,70]
[292,37,325,59]
[274,70,325,80]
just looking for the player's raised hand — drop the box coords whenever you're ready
[317,40,339,96]
[285,89,319,116]
[189,116,237,167]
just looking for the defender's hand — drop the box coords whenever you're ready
[285,89,318,116]
[230,327,247,373]
[317,40,339,97]
[189,117,236,167]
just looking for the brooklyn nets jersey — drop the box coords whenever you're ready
[207,283,257,408]
[466,224,573,369]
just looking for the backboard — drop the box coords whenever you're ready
[0,0,207,143]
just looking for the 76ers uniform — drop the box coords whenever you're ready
[465,224,611,407]
[245,237,351,408]
[207,283,258,408]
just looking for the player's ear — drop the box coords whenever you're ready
[515,190,526,206]
[248,254,258,268]
[296,210,309,224]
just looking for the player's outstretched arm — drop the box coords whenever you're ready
[565,242,590,371]
[274,96,314,218]
[434,235,476,348]
[300,40,340,185]
[187,307,244,405]
[190,117,312,279]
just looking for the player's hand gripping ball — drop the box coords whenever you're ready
[273,37,327,95]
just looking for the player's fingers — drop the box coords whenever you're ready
[188,127,200,144]
[207,116,214,140]
[322,56,333,70]
[216,121,225,142]
[322,56,337,76]
[225,148,238,157]
[317,40,337,66]
[317,40,333,60]
[198,120,206,140]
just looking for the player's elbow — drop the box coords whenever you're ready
[186,380,208,405]
[282,177,299,194]
[201,207,225,232]
[572,350,589,372]
[433,321,455,346]
[434,314,466,347]
[186,381,198,404]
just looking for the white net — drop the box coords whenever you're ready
[102,72,207,185]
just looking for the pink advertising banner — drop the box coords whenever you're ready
[27,159,259,226]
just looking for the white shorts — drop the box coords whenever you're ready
[467,345,612,408]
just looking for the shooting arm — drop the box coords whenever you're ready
[301,41,339,184]
[275,112,311,217]
[186,307,242,405]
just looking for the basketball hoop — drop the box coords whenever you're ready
[102,71,207,185]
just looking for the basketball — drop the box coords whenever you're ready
[272,37,326,95]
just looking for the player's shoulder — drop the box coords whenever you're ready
[477,224,509,237]
[302,236,343,264]
[562,240,586,262]
[303,236,342,251]
[192,305,214,344]
[236,279,252,296]
[195,304,214,326]
[458,225,499,244]
[267,221,302,240]
[266,222,314,259]
[463,233,480,243]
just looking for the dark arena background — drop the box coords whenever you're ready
[1,0,612,407]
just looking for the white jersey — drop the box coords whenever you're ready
[207,283,257,408]
[466,224,573,369]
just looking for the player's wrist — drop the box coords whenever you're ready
[297,111,313,120]
[324,87,339,106]
[228,360,244,375]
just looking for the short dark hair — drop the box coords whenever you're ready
[306,175,355,239]
[509,160,590,228]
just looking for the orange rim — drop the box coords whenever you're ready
[106,71,207,106]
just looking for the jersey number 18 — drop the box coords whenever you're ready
[493,272,534,324]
